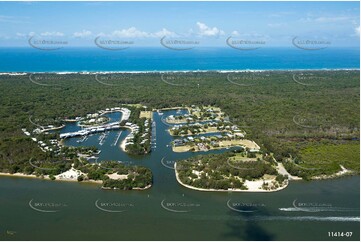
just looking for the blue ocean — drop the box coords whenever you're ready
[0,47,359,72]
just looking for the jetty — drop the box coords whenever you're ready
[60,122,120,139]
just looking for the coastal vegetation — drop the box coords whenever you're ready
[283,141,359,179]
[75,160,152,190]
[176,150,286,190]
[0,70,359,181]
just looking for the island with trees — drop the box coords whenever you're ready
[175,149,288,192]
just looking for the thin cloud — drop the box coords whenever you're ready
[40,31,64,37]
[112,27,150,38]
[0,15,30,24]
[14,31,65,39]
[268,23,287,28]
[269,11,295,18]
[99,27,175,38]
[16,32,26,37]
[229,32,270,41]
[300,16,355,23]
[315,16,351,23]
[73,30,92,38]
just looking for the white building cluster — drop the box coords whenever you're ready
[124,119,150,147]
[60,107,131,139]
[22,128,61,154]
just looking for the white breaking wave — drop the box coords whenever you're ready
[0,72,27,76]
[0,68,359,76]
[279,207,358,212]
[165,214,360,223]
[244,216,360,222]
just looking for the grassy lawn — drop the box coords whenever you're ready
[173,145,193,152]
[219,140,260,149]
[139,111,152,119]
[169,126,219,136]
[228,153,262,162]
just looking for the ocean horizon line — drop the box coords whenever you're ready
[0,46,360,49]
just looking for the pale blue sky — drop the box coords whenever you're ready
[0,1,359,47]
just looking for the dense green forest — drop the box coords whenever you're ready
[0,71,359,177]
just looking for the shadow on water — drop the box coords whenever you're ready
[223,203,275,241]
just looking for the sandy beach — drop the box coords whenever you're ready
[0,172,40,179]
[0,169,102,184]
[55,167,85,182]
[118,126,134,152]
[119,133,128,152]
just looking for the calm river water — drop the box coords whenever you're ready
[0,110,359,240]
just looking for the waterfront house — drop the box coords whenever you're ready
[173,139,184,147]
